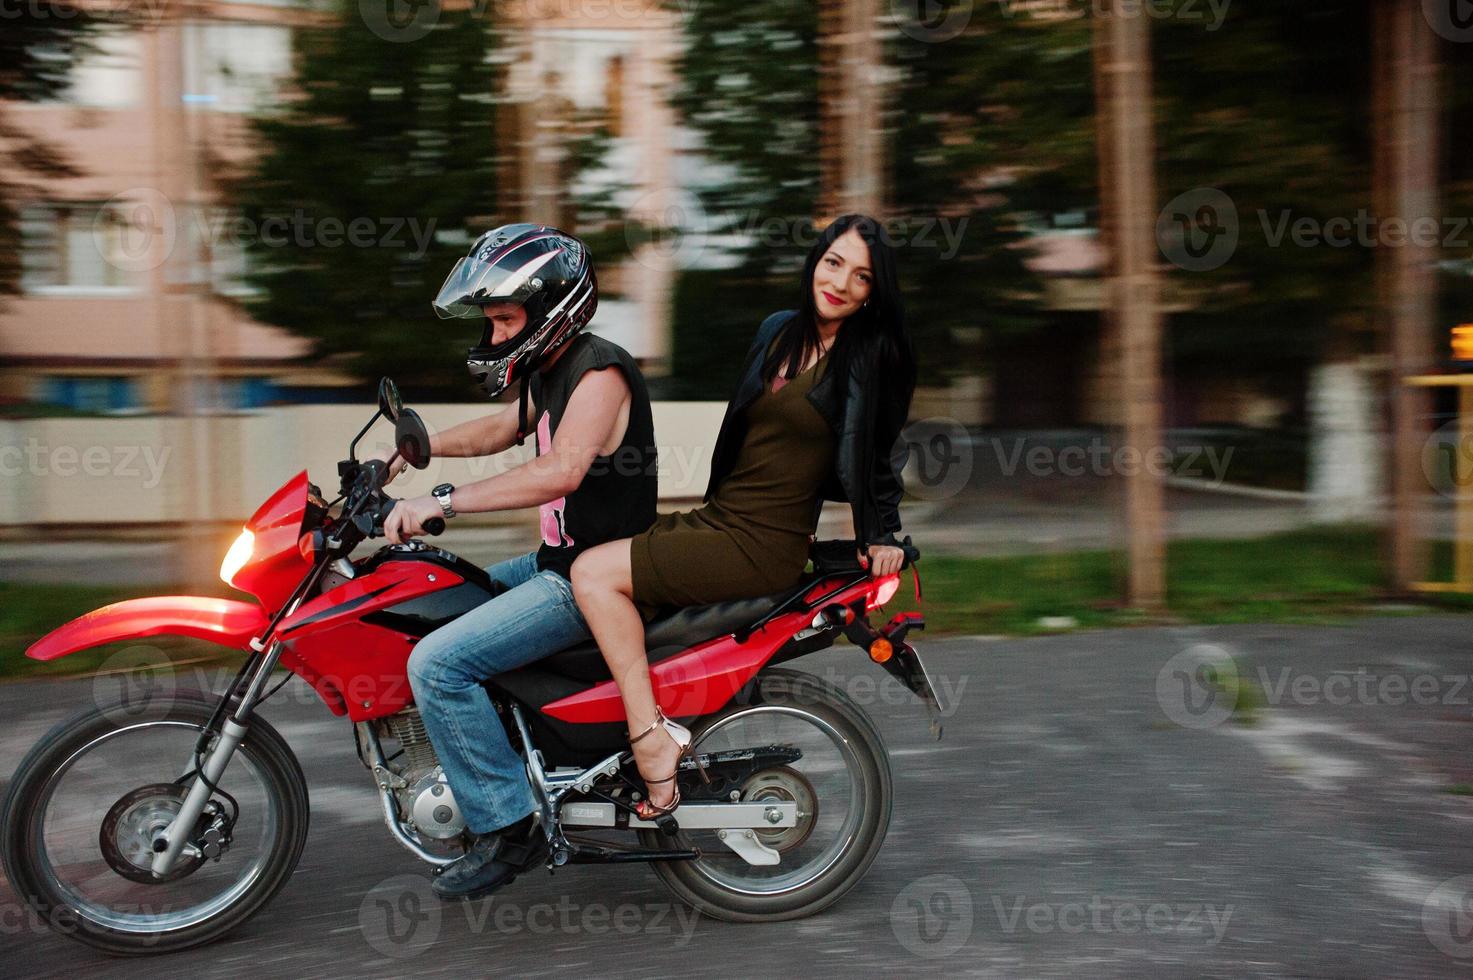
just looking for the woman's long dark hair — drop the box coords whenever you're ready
[763,214,916,394]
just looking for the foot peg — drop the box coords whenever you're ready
[655,814,680,837]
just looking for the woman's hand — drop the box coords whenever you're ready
[368,446,409,484]
[860,543,905,578]
[383,495,443,545]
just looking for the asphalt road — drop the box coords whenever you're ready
[4,617,1473,978]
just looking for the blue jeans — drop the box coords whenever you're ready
[406,551,591,835]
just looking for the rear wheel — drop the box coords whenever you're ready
[1,691,309,954]
[639,668,892,922]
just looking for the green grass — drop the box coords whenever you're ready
[881,526,1473,636]
[4,526,1472,680]
[0,581,233,681]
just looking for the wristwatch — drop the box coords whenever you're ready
[432,483,456,519]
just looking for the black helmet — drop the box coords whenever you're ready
[433,223,598,399]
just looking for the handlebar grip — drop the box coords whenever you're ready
[423,517,445,536]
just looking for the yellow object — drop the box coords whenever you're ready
[219,529,255,587]
[868,638,893,663]
[1453,324,1473,362]
[1403,374,1473,593]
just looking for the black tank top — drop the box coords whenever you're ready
[529,333,658,579]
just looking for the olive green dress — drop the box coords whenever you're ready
[631,353,835,614]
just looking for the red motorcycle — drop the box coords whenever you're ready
[1,380,939,954]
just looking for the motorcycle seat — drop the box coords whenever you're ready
[539,590,794,683]
[534,538,899,683]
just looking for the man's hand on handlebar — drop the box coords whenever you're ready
[383,495,444,545]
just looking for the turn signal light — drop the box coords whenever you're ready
[868,637,893,663]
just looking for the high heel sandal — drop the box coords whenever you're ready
[628,706,710,821]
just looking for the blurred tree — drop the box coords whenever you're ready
[0,3,108,299]
[659,0,822,397]
[668,0,1052,390]
[671,0,821,274]
[233,3,502,398]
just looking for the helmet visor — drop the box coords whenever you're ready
[432,244,565,320]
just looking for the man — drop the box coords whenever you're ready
[377,223,657,900]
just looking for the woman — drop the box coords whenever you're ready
[570,214,917,818]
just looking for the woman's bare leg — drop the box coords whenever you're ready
[570,540,681,808]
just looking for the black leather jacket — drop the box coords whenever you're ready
[702,310,914,554]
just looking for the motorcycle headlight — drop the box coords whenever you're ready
[220,529,255,587]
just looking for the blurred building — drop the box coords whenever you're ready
[0,3,324,414]
[0,0,681,414]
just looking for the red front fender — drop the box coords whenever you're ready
[26,596,269,662]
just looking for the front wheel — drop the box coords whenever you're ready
[1,691,309,954]
[639,668,893,922]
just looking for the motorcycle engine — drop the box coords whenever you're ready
[376,707,466,841]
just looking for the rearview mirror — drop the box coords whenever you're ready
[395,408,432,470]
[377,377,403,421]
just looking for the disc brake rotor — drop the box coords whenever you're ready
[98,783,207,884]
[740,766,818,853]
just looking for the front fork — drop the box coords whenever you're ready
[149,638,284,877]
